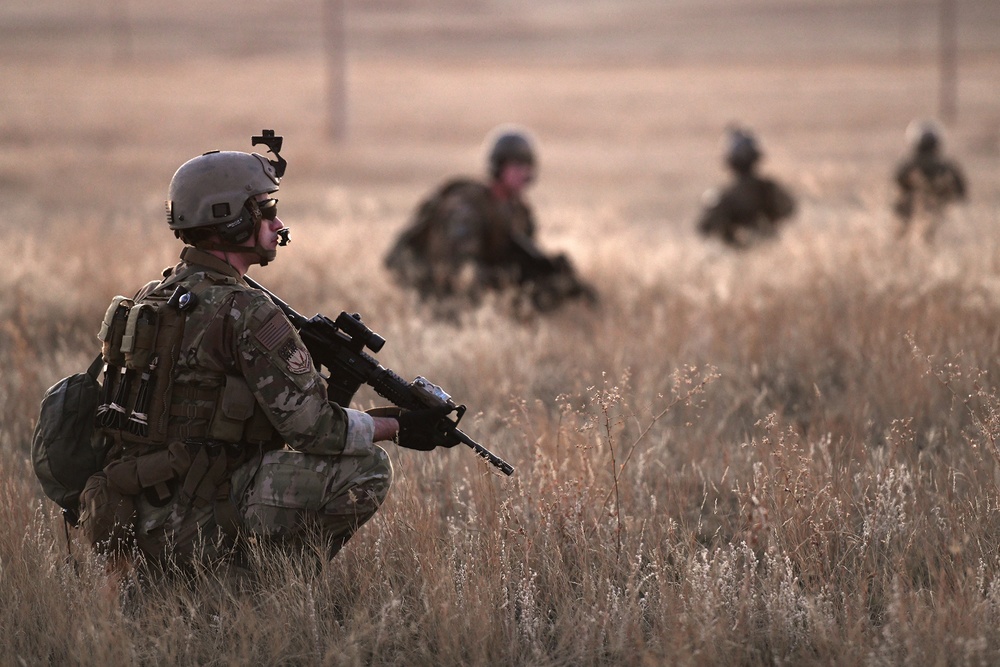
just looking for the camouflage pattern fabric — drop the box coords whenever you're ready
[114,247,390,562]
[230,431,390,558]
[893,152,967,241]
[697,173,796,249]
[385,178,596,311]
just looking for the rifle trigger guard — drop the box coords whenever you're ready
[453,404,467,425]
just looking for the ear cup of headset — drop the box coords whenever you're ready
[217,214,256,244]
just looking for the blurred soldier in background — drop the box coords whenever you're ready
[384,125,597,313]
[77,132,453,570]
[892,119,967,242]
[696,126,796,249]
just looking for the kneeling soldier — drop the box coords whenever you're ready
[79,132,451,567]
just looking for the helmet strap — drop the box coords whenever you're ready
[190,218,276,267]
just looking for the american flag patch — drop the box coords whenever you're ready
[255,311,293,351]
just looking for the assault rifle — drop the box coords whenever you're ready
[244,276,514,476]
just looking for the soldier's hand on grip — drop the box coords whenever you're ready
[396,404,458,451]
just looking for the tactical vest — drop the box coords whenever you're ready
[82,265,280,555]
[97,270,276,451]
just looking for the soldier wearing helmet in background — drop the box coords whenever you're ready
[77,131,452,569]
[892,119,967,242]
[384,125,597,313]
[696,126,796,249]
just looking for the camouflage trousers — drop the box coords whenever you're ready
[233,441,392,556]
[135,441,392,563]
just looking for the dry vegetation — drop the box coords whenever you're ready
[3,1,1000,664]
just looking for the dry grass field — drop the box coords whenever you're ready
[3,0,1000,664]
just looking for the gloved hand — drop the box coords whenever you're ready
[396,404,458,451]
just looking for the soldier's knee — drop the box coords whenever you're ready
[360,446,393,508]
[352,445,392,512]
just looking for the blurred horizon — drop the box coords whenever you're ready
[2,0,999,64]
[1,0,997,236]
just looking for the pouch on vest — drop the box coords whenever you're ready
[99,296,131,367]
[96,297,132,429]
[209,375,257,442]
[100,285,187,445]
[122,303,158,371]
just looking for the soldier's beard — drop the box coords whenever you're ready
[257,246,277,266]
[230,221,281,267]
[198,221,287,267]
[255,237,277,266]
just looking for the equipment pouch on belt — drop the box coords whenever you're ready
[78,471,136,555]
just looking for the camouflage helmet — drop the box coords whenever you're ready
[724,126,762,172]
[906,119,943,155]
[486,126,537,179]
[166,150,280,231]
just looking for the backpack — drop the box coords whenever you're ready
[31,354,110,524]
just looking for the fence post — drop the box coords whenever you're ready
[938,0,958,123]
[325,0,347,142]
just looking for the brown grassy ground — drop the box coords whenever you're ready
[3,1,1000,665]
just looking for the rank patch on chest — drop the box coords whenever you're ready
[278,339,312,374]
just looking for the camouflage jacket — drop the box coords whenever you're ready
[116,247,375,537]
[893,152,967,220]
[141,247,374,455]
[384,178,543,294]
[697,173,796,247]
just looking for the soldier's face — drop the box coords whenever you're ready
[499,161,535,195]
[247,192,285,263]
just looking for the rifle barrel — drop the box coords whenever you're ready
[453,428,515,476]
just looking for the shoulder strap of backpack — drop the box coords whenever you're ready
[86,353,104,380]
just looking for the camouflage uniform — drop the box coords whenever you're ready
[696,127,796,249]
[696,174,796,249]
[385,178,596,312]
[893,146,967,242]
[97,247,391,562]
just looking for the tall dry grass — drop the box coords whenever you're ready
[5,193,1000,664]
[4,1,1000,662]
